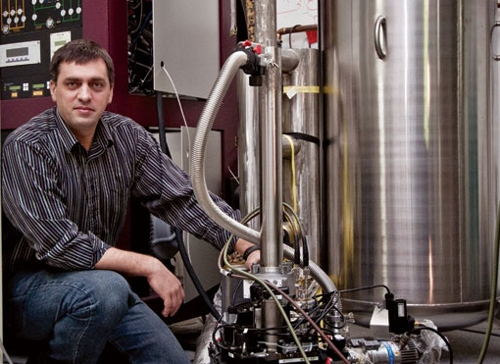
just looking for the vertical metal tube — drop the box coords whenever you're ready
[254,0,282,270]
[282,49,321,265]
[254,0,282,352]
[237,73,261,231]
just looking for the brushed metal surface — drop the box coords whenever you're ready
[282,48,322,266]
[322,0,497,328]
[237,72,261,231]
[238,49,322,266]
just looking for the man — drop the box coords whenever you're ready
[2,39,260,364]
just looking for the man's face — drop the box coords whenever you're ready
[50,59,114,137]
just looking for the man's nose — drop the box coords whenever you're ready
[78,84,92,100]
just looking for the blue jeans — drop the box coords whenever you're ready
[5,268,190,364]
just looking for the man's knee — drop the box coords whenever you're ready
[4,269,135,356]
[61,270,132,322]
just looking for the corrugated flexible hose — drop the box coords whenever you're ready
[190,50,338,295]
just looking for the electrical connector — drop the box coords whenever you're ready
[385,293,415,334]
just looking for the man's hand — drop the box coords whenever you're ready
[234,238,261,270]
[95,247,185,317]
[147,262,185,317]
[244,249,261,270]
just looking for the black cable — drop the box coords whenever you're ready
[339,284,391,295]
[212,323,229,351]
[301,235,309,267]
[156,92,169,155]
[288,24,301,48]
[212,321,291,352]
[283,132,320,146]
[175,227,221,321]
[317,292,343,323]
[131,10,152,46]
[314,293,344,327]
[155,92,222,321]
[315,294,344,327]
[293,232,301,265]
[292,292,345,330]
[292,297,320,329]
[407,326,453,364]
[282,204,307,266]
[265,281,351,364]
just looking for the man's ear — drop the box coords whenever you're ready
[108,85,114,104]
[49,80,57,102]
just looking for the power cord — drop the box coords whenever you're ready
[160,64,191,151]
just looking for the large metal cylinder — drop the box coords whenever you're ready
[322,0,497,329]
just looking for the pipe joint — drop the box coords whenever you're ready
[236,40,267,86]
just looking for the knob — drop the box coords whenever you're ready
[46,17,54,28]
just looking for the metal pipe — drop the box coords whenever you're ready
[230,0,237,36]
[253,0,282,352]
[281,135,301,159]
[277,24,318,40]
[281,48,300,73]
[254,0,282,270]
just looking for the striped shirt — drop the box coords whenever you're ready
[2,107,240,273]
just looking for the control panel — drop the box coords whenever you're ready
[0,40,40,67]
[0,0,82,99]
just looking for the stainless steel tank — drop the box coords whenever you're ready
[322,0,498,329]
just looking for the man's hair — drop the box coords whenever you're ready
[50,39,115,86]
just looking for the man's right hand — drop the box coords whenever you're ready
[147,261,185,317]
[95,247,185,317]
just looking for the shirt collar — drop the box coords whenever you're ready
[53,108,79,153]
[53,107,114,153]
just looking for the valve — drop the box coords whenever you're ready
[235,40,266,86]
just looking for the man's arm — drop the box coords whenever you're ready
[95,239,260,317]
[95,247,184,317]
